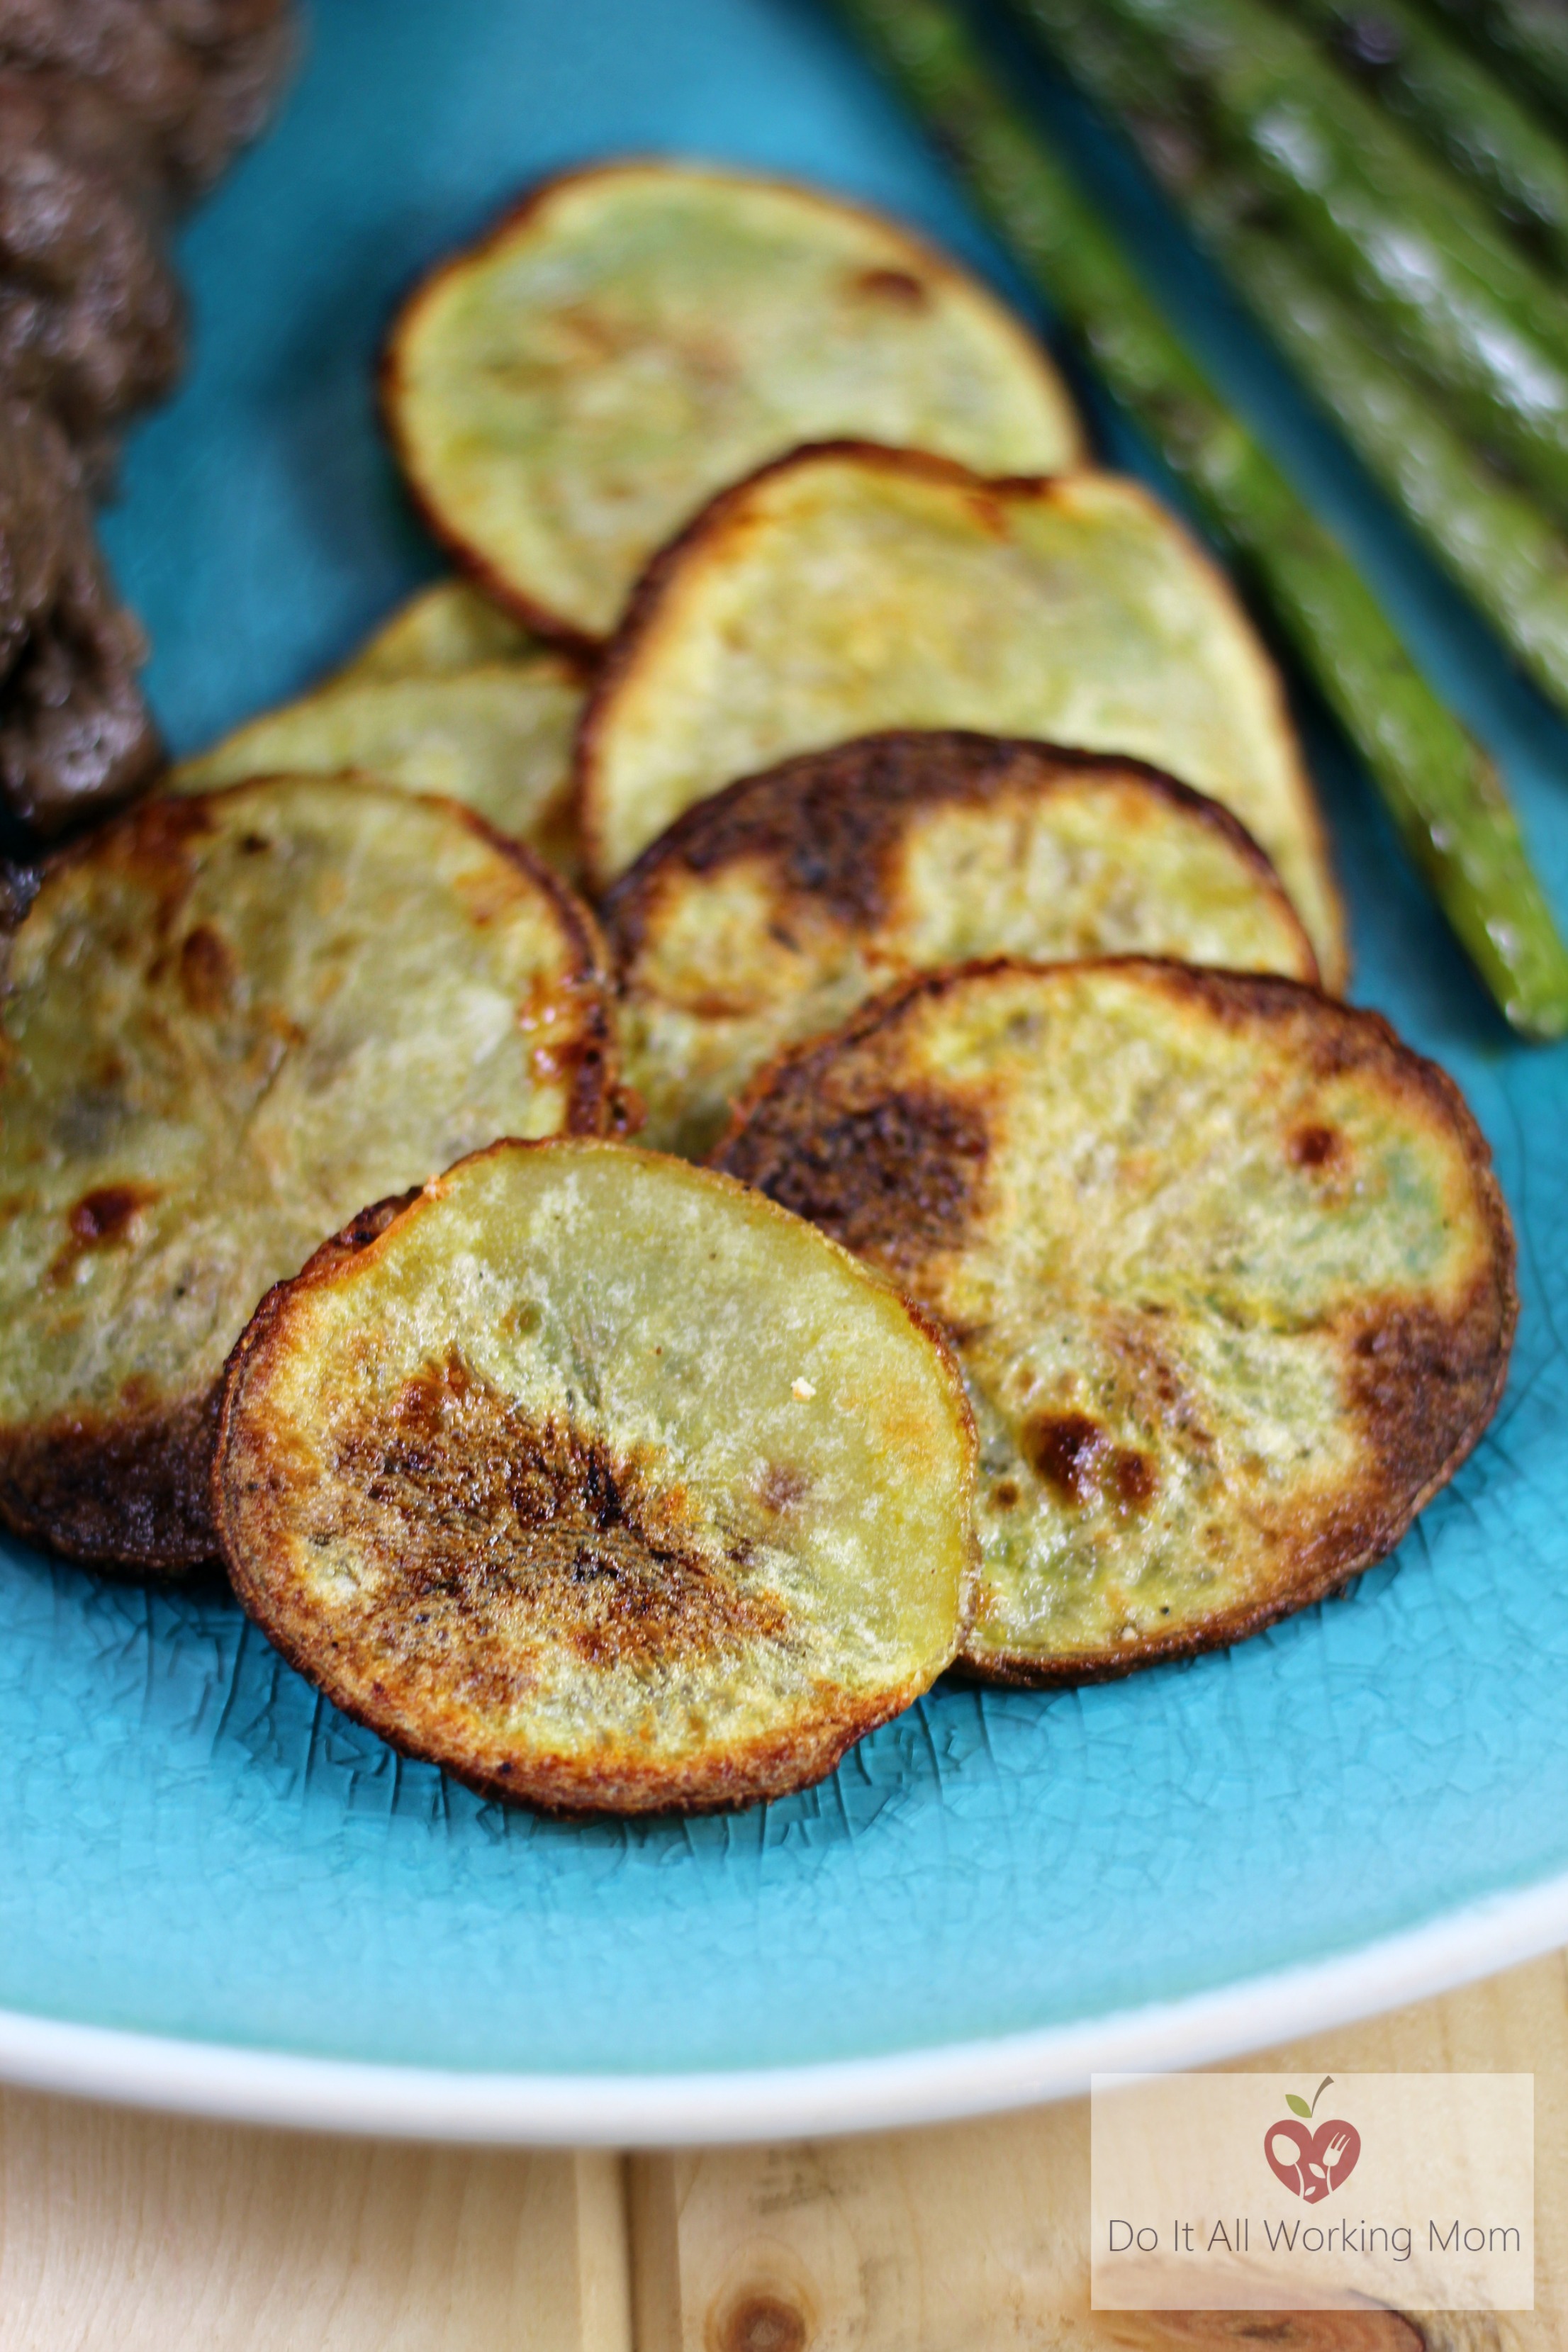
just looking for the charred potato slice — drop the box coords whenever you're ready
[713,960,1513,1682]
[171,661,586,876]
[338,579,542,679]
[214,1138,977,1815]
[577,445,1344,986]
[0,778,612,1572]
[383,159,1082,647]
[607,730,1319,1158]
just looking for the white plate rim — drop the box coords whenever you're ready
[2,1866,1564,2145]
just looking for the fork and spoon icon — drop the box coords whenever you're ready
[1267,2127,1353,2201]
[1262,2076,1363,2200]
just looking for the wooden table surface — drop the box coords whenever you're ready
[1,1950,1562,2351]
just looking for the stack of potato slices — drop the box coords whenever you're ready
[0,160,1515,1816]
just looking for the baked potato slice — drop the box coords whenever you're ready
[0,778,612,1572]
[383,159,1082,648]
[713,960,1513,1682]
[577,444,1345,986]
[338,579,541,678]
[171,660,586,875]
[607,730,1318,1158]
[214,1138,977,1815]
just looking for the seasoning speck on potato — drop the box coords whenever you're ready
[213,1139,978,1814]
[713,958,1514,1682]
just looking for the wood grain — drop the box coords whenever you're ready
[0,2097,631,2351]
[1,1953,1560,2350]
[630,1952,1568,2352]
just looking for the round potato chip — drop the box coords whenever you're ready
[0,778,613,1572]
[606,730,1319,1158]
[383,159,1082,646]
[576,444,1345,988]
[713,960,1514,1682]
[170,660,586,876]
[214,1139,978,1814]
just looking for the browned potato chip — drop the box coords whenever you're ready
[213,1138,978,1814]
[606,730,1319,1157]
[576,444,1345,987]
[0,778,613,1572]
[713,960,1513,1683]
[383,159,1082,646]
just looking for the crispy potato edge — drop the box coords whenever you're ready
[710,955,1517,1684]
[958,1241,1511,1682]
[212,1136,980,1815]
[377,330,605,661]
[0,1384,225,1576]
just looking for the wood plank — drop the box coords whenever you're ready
[629,1950,1568,2352]
[2,1951,1559,2348]
[0,2092,632,2352]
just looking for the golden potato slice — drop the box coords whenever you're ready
[607,730,1319,1158]
[713,961,1513,1682]
[0,779,612,1573]
[171,661,586,875]
[577,445,1345,985]
[337,579,541,679]
[383,159,1082,647]
[213,1138,977,1814]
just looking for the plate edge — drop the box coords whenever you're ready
[2,1869,1565,2144]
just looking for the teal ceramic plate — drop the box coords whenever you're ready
[3,0,1567,2143]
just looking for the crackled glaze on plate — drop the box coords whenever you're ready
[2,0,1567,2130]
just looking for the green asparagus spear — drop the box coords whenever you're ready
[1284,0,1568,267]
[831,0,1568,1037]
[1014,0,1568,522]
[1004,0,1568,716]
[1425,0,1568,130]
[1209,208,1568,717]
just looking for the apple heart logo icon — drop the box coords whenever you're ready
[1264,2076,1361,2202]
